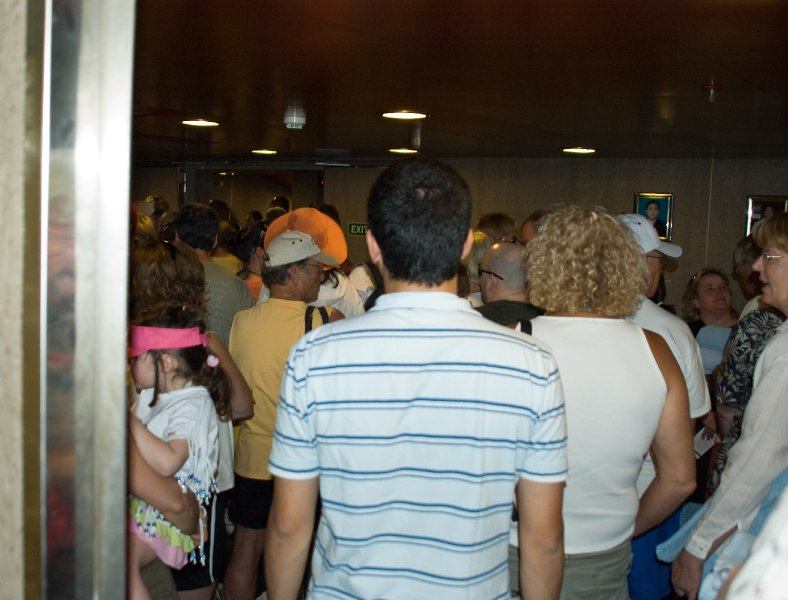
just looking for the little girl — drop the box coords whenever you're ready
[126,305,230,600]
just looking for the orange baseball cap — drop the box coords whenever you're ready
[264,207,347,264]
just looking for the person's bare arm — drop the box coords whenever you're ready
[128,413,189,476]
[207,331,254,422]
[128,437,198,534]
[634,331,696,537]
[517,479,565,600]
[328,308,345,322]
[265,477,320,600]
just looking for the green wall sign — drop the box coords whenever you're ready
[348,222,368,236]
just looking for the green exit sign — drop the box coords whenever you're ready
[348,222,368,236]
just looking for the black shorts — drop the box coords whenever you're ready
[171,491,229,591]
[229,474,274,529]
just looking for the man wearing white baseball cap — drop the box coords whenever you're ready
[225,230,340,599]
[617,213,711,600]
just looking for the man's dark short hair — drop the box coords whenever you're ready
[367,158,471,286]
[174,203,220,251]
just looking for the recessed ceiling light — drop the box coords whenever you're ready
[562,147,596,154]
[252,149,277,155]
[382,111,428,120]
[182,118,219,127]
[389,148,419,154]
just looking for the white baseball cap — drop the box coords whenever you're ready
[264,230,339,267]
[617,213,682,258]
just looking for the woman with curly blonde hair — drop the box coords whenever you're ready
[523,206,695,600]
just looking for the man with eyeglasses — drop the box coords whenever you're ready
[476,241,542,330]
[617,213,711,600]
[225,231,340,600]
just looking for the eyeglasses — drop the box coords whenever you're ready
[478,267,503,280]
[762,251,784,262]
[300,262,323,272]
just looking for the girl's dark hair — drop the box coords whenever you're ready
[322,267,340,289]
[134,305,231,421]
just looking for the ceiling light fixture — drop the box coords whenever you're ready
[284,106,306,130]
[252,149,277,155]
[389,148,418,154]
[382,110,428,120]
[562,147,596,155]
[182,118,219,127]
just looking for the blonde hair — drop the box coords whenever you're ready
[526,205,647,317]
[753,212,788,254]
[463,230,494,285]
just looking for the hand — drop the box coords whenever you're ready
[672,549,704,599]
[700,411,718,439]
[715,405,736,438]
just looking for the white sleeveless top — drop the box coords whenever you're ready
[531,316,666,554]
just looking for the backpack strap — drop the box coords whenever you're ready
[305,305,330,333]
[365,261,384,289]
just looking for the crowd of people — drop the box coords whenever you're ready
[127,159,788,600]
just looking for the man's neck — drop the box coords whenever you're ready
[385,276,458,295]
[701,311,735,327]
[269,283,307,302]
[489,292,529,304]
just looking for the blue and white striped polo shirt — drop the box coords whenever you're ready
[270,291,567,599]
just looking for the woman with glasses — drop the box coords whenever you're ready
[671,215,788,600]
[524,206,695,600]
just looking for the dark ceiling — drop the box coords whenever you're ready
[132,0,788,167]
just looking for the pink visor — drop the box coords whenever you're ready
[128,325,208,358]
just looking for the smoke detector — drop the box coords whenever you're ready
[284,106,306,130]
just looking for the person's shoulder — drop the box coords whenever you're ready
[762,321,788,355]
[231,299,267,323]
[739,307,784,331]
[635,298,695,342]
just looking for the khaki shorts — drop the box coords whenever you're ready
[561,539,632,600]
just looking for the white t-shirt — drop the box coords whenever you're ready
[632,298,712,496]
[135,385,219,501]
[530,315,666,553]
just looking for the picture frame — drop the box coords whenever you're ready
[634,192,673,241]
[746,195,788,234]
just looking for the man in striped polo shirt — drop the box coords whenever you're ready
[265,158,568,600]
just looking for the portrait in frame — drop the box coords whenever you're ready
[746,195,788,234]
[634,192,673,241]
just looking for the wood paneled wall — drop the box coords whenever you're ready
[133,157,788,309]
[324,157,788,309]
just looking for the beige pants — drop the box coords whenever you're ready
[561,539,632,600]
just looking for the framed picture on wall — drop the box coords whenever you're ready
[746,195,788,234]
[634,192,673,241]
